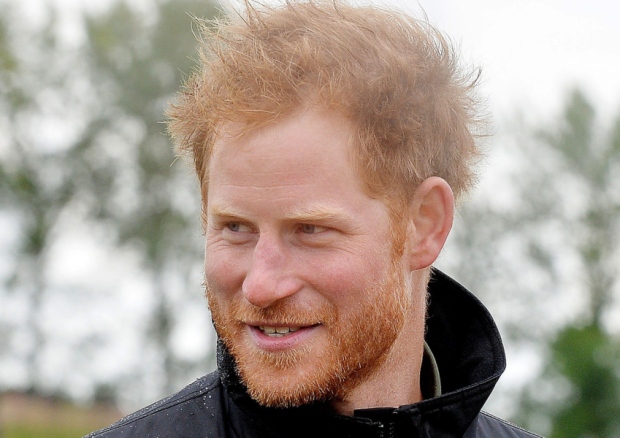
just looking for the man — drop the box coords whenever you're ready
[88,1,539,437]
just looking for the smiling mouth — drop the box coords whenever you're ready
[258,326,301,337]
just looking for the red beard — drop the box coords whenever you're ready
[206,260,409,407]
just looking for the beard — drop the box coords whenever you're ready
[206,260,410,408]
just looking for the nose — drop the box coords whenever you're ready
[242,234,302,308]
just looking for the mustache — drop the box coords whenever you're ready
[206,285,336,326]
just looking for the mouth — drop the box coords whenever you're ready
[247,322,321,350]
[258,326,302,338]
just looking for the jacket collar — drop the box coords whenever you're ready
[217,269,506,437]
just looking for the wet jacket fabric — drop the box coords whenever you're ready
[86,270,541,437]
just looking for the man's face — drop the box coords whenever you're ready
[205,108,414,407]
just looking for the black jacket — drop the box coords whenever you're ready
[87,270,541,437]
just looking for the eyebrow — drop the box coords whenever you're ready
[208,203,245,218]
[283,204,349,222]
[208,203,350,222]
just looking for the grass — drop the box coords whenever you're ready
[3,424,95,438]
[1,392,122,438]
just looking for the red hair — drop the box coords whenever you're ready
[168,0,486,220]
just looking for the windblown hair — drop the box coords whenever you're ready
[168,0,486,217]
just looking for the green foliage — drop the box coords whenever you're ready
[517,324,620,438]
[504,91,620,437]
[442,89,620,437]
[4,424,92,438]
[0,0,219,404]
[550,325,620,438]
[77,0,222,398]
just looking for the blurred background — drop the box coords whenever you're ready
[0,0,618,437]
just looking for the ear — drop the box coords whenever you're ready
[404,177,454,271]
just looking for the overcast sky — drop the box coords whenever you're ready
[381,0,620,121]
[50,0,620,121]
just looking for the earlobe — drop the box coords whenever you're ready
[405,177,454,271]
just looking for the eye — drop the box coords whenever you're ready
[226,222,241,232]
[299,224,327,234]
[225,222,251,233]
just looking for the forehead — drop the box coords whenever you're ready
[205,108,387,220]
[209,109,359,187]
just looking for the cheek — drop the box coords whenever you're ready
[204,247,247,296]
[307,253,389,304]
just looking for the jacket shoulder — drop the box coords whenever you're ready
[466,412,543,437]
[85,371,225,438]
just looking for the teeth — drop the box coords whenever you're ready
[258,326,301,337]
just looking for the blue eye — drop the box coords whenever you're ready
[301,224,316,234]
[300,224,328,234]
[226,223,241,232]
